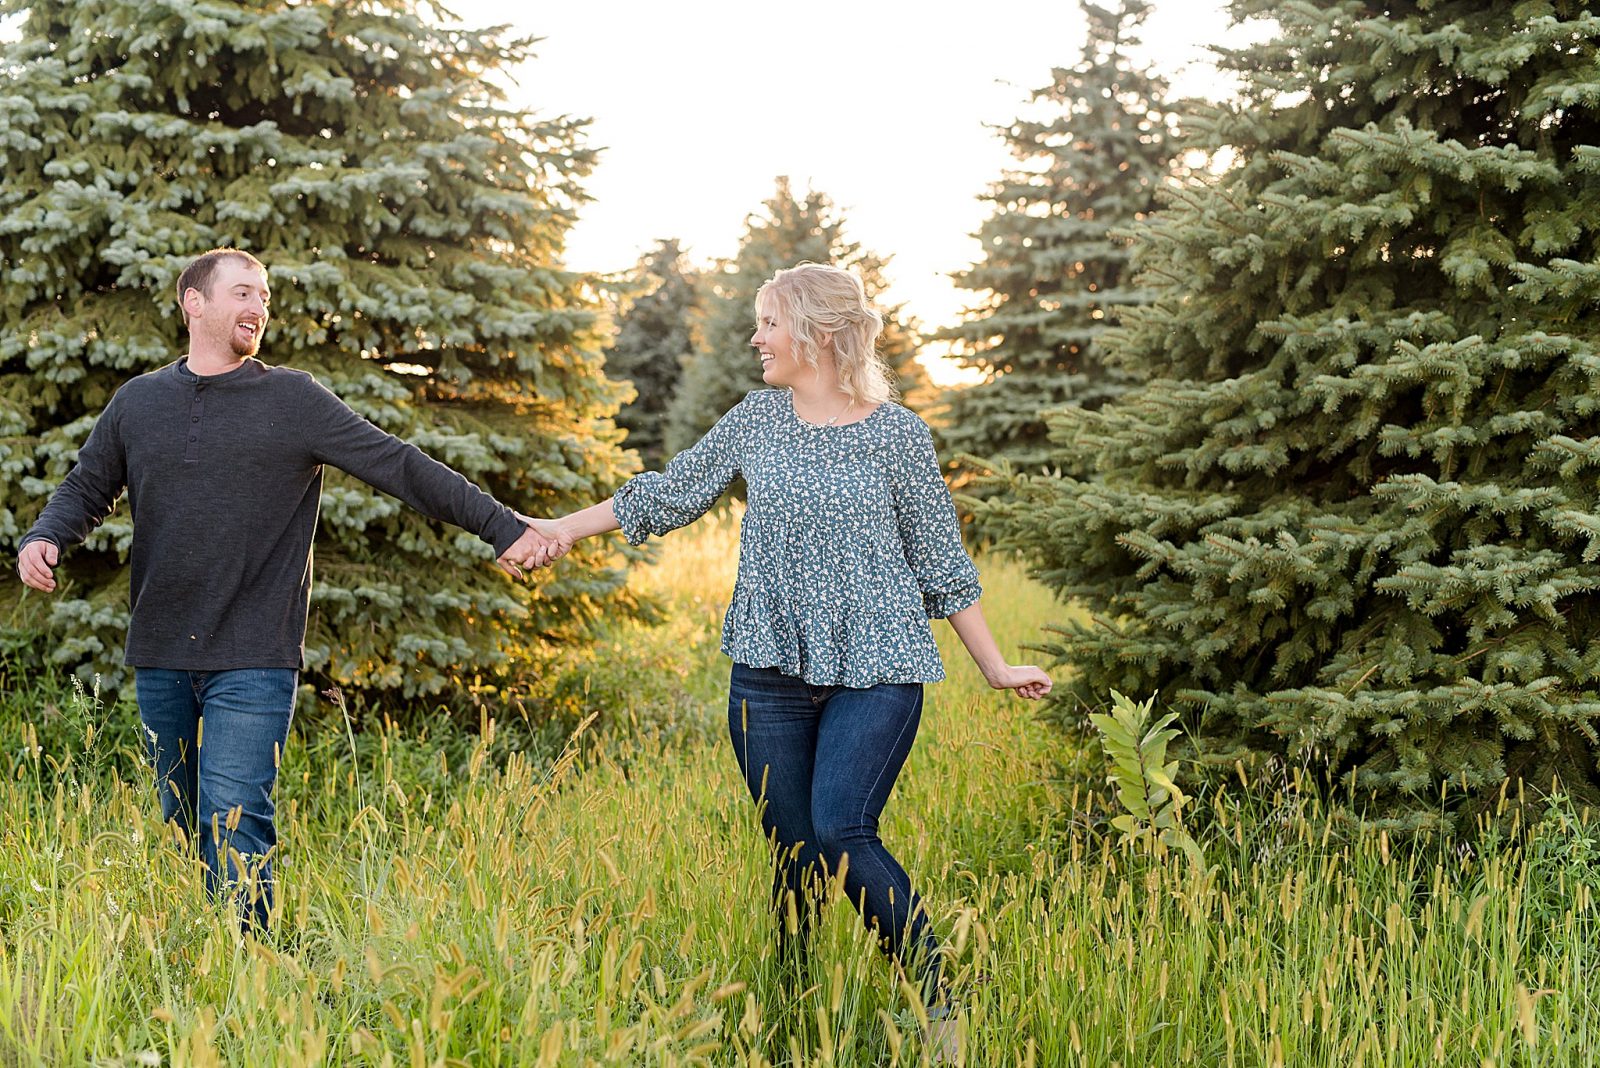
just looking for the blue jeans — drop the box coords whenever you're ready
[727,663,944,1003]
[134,668,297,931]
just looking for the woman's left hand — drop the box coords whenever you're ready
[986,664,1053,700]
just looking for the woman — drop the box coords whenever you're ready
[520,262,1050,1029]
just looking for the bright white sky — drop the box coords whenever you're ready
[451,0,1272,382]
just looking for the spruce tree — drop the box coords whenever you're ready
[663,177,928,458]
[940,0,1179,471]
[602,239,698,471]
[989,0,1600,820]
[0,0,634,703]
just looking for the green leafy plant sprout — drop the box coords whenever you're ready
[1090,690,1204,871]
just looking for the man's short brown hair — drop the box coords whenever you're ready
[175,248,267,323]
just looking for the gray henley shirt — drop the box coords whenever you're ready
[20,357,526,671]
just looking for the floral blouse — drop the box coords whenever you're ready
[612,389,982,686]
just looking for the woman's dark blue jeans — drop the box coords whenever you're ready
[727,662,944,1002]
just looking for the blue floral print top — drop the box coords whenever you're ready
[612,389,982,686]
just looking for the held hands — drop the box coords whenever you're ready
[986,663,1053,700]
[495,516,574,578]
[16,540,60,593]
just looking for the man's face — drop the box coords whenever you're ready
[185,259,270,356]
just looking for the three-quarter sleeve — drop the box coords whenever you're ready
[889,416,982,619]
[613,396,750,545]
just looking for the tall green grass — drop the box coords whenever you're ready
[0,515,1594,1065]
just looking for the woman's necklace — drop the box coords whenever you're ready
[797,393,854,428]
[820,398,854,427]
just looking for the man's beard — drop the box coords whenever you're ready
[229,323,262,356]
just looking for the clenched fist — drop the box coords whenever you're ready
[17,540,60,593]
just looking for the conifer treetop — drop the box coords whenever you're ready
[939,0,1181,472]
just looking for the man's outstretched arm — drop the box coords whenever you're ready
[299,377,557,574]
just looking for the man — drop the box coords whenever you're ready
[16,248,550,930]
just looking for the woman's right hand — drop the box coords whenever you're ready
[514,513,575,570]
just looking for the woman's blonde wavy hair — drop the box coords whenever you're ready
[755,262,897,406]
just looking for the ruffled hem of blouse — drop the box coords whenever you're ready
[721,590,947,688]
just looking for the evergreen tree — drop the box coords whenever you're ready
[939,0,1180,472]
[0,0,635,703]
[663,177,928,458]
[988,0,1600,820]
[602,239,698,470]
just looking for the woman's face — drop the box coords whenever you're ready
[751,298,805,388]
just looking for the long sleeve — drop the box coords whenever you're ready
[612,396,748,545]
[889,417,982,619]
[298,377,524,556]
[22,394,129,553]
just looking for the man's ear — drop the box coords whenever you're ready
[181,286,206,321]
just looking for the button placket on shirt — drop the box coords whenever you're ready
[184,381,205,462]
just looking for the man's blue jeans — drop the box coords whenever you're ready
[727,663,944,1003]
[134,668,297,931]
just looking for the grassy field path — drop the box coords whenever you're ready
[1,513,1594,1065]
